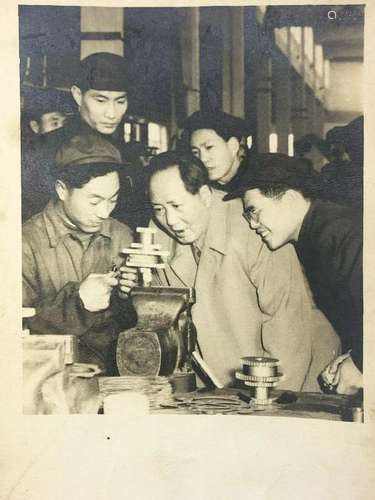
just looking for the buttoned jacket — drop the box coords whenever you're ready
[23,200,136,373]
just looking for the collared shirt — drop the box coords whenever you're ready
[22,200,135,372]
[24,200,131,299]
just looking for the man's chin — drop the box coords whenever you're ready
[97,126,117,135]
[264,238,285,251]
[174,232,196,245]
[207,172,221,182]
[176,236,193,245]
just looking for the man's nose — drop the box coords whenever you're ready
[200,149,210,164]
[165,208,179,228]
[104,102,116,119]
[96,201,113,219]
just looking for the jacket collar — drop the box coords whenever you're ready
[162,190,229,287]
[203,189,229,256]
[43,200,112,248]
[166,189,229,260]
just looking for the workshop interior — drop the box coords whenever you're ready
[20,4,364,419]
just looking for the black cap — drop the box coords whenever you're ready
[55,133,122,169]
[22,86,75,120]
[74,52,129,92]
[223,153,319,200]
[181,110,250,142]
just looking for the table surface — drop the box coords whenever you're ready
[151,388,358,420]
[62,373,360,421]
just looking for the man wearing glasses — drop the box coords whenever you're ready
[147,151,340,390]
[224,153,363,395]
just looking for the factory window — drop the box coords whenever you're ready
[247,136,253,150]
[288,133,294,157]
[269,133,278,153]
[148,122,168,153]
[315,45,324,78]
[304,27,314,65]
[124,122,132,143]
[324,60,331,89]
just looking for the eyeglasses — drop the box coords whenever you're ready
[242,207,260,224]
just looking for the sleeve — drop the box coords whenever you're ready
[322,219,362,315]
[110,291,138,332]
[23,239,112,337]
[249,243,312,391]
[330,222,363,369]
[312,217,362,370]
[342,235,362,326]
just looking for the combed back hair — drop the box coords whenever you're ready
[149,151,209,195]
[257,182,318,201]
[52,163,119,190]
[177,111,251,164]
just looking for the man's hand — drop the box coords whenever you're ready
[321,353,363,395]
[118,266,139,296]
[79,272,118,312]
[335,356,363,395]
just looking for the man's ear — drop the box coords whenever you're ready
[55,180,69,201]
[284,189,302,203]
[29,120,40,134]
[227,136,240,156]
[71,85,82,108]
[199,185,212,207]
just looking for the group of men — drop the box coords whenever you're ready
[22,52,363,395]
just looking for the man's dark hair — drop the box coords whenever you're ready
[224,153,321,202]
[256,182,318,201]
[181,110,249,142]
[52,163,119,190]
[148,151,209,194]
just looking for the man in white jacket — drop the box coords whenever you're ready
[147,151,340,390]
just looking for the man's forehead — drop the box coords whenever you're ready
[150,167,190,199]
[243,189,266,204]
[191,128,221,143]
[80,171,119,190]
[85,89,127,98]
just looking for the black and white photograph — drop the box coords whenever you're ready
[19,2,364,418]
[1,0,374,498]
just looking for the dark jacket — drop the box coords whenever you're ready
[295,199,363,370]
[22,201,137,374]
[21,127,64,222]
[210,158,249,193]
[320,159,363,210]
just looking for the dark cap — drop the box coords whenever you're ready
[74,52,129,92]
[22,86,75,120]
[224,153,319,200]
[181,110,250,142]
[55,133,122,169]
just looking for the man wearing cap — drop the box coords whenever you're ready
[28,52,150,228]
[70,51,151,229]
[224,153,363,395]
[22,134,139,374]
[180,110,251,193]
[148,151,340,390]
[21,86,73,221]
[69,52,129,138]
